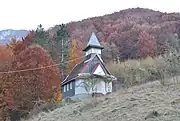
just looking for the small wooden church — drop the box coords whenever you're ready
[61,32,116,99]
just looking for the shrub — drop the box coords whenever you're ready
[107,55,178,87]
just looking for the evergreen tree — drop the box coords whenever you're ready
[31,24,70,80]
[54,24,70,79]
[167,33,180,53]
[32,24,49,49]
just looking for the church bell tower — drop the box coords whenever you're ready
[83,32,104,58]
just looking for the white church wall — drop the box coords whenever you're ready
[93,64,105,75]
[74,65,112,96]
[93,65,112,93]
[85,48,101,56]
[75,79,112,95]
[75,79,88,95]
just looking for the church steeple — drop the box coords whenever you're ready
[83,32,104,56]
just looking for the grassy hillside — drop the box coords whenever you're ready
[23,52,180,121]
[24,80,180,121]
[2,7,180,120]
[106,51,180,89]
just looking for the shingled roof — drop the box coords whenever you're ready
[61,54,111,85]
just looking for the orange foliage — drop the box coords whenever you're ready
[0,32,61,118]
[0,45,14,120]
[0,90,8,121]
[10,31,34,55]
[68,40,82,73]
[0,45,13,67]
[6,38,18,52]
[7,44,61,117]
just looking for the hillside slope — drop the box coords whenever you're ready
[50,8,180,61]
[26,80,180,121]
[1,8,180,61]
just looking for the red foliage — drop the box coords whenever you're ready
[0,32,61,118]
[53,7,180,61]
[0,44,14,120]
[138,30,157,58]
[7,44,61,116]
[0,45,13,66]
[0,91,8,120]
[3,89,16,110]
[12,31,34,55]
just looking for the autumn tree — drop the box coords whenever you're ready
[32,24,71,79]
[30,25,58,62]
[0,89,10,121]
[6,38,18,51]
[0,45,13,68]
[9,32,34,55]
[0,78,16,121]
[1,33,62,118]
[117,39,139,61]
[0,44,14,120]
[0,31,63,119]
[138,30,157,58]
[4,44,61,117]
[68,40,80,73]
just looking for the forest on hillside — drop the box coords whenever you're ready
[1,7,180,120]
[51,8,180,62]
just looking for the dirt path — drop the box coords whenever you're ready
[26,81,180,121]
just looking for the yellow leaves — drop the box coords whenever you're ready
[0,44,13,69]
[48,89,62,103]
[68,40,79,73]
[7,38,18,50]
[56,90,62,102]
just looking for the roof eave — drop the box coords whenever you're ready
[61,64,79,84]
[61,76,79,86]
[78,73,116,81]
[83,45,104,51]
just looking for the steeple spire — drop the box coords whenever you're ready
[83,32,104,57]
[83,32,104,52]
